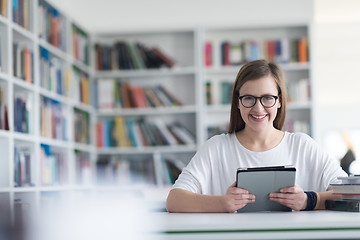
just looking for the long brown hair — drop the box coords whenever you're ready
[228,60,287,133]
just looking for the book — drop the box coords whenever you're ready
[338,176,360,184]
[329,184,360,194]
[325,199,360,212]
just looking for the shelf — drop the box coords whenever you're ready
[12,77,35,91]
[287,101,312,110]
[11,22,35,41]
[0,14,8,25]
[39,137,70,149]
[0,72,10,80]
[97,105,197,117]
[39,87,71,103]
[95,67,196,78]
[0,129,10,137]
[205,104,231,113]
[73,142,95,152]
[205,62,310,75]
[39,39,69,61]
[72,101,95,113]
[13,132,36,142]
[97,144,197,155]
[71,58,91,73]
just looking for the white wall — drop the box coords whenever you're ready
[48,0,313,33]
[312,0,360,145]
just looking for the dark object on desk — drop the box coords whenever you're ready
[340,149,356,175]
[236,165,296,213]
[325,199,360,212]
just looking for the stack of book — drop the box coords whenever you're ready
[326,175,360,212]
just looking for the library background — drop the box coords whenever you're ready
[0,0,360,236]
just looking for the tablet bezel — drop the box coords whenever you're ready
[236,165,296,213]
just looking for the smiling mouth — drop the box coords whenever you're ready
[250,114,267,119]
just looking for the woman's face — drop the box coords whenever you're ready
[238,75,281,133]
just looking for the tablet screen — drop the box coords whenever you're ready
[236,166,296,213]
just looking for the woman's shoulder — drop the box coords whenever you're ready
[202,133,235,148]
[285,131,316,146]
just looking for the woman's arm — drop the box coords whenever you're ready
[314,190,342,210]
[166,182,256,213]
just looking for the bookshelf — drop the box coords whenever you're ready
[93,30,199,190]
[202,25,312,141]
[92,24,312,196]
[0,0,95,227]
[0,0,314,223]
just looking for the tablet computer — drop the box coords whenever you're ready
[236,165,296,213]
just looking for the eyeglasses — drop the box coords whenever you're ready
[238,95,279,108]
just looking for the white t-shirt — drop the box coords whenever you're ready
[173,132,347,195]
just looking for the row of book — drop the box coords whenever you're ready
[73,108,90,144]
[207,125,228,139]
[72,66,90,105]
[40,97,67,140]
[74,150,92,185]
[14,145,33,187]
[287,78,311,103]
[0,85,9,130]
[95,42,175,71]
[96,156,156,185]
[0,0,6,17]
[40,144,67,186]
[38,0,67,51]
[14,94,31,133]
[40,47,70,96]
[204,37,308,67]
[96,117,195,148]
[72,24,89,65]
[326,175,360,212]
[162,157,186,185]
[13,43,34,83]
[205,81,233,105]
[98,79,182,109]
[12,0,31,30]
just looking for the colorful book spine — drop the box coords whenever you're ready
[72,66,90,105]
[97,79,183,109]
[12,0,30,30]
[72,24,89,65]
[40,97,67,141]
[74,150,92,185]
[0,84,9,130]
[14,145,33,187]
[215,37,309,66]
[0,0,7,17]
[73,108,90,144]
[96,118,195,148]
[95,41,176,71]
[13,43,33,83]
[40,144,67,186]
[39,47,68,96]
[14,94,30,133]
[38,0,67,51]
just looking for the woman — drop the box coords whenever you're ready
[166,59,347,213]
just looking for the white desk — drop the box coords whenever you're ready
[151,211,360,239]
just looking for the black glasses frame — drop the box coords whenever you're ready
[238,95,279,108]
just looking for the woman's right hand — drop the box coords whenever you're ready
[223,181,256,212]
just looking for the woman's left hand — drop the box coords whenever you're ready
[269,185,307,211]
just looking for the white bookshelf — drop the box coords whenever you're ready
[0,0,96,226]
[201,25,312,141]
[93,30,199,191]
[0,0,314,222]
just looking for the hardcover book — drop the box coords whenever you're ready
[325,199,360,212]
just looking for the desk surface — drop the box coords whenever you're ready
[151,211,360,239]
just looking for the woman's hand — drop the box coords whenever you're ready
[222,181,256,212]
[269,185,307,211]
